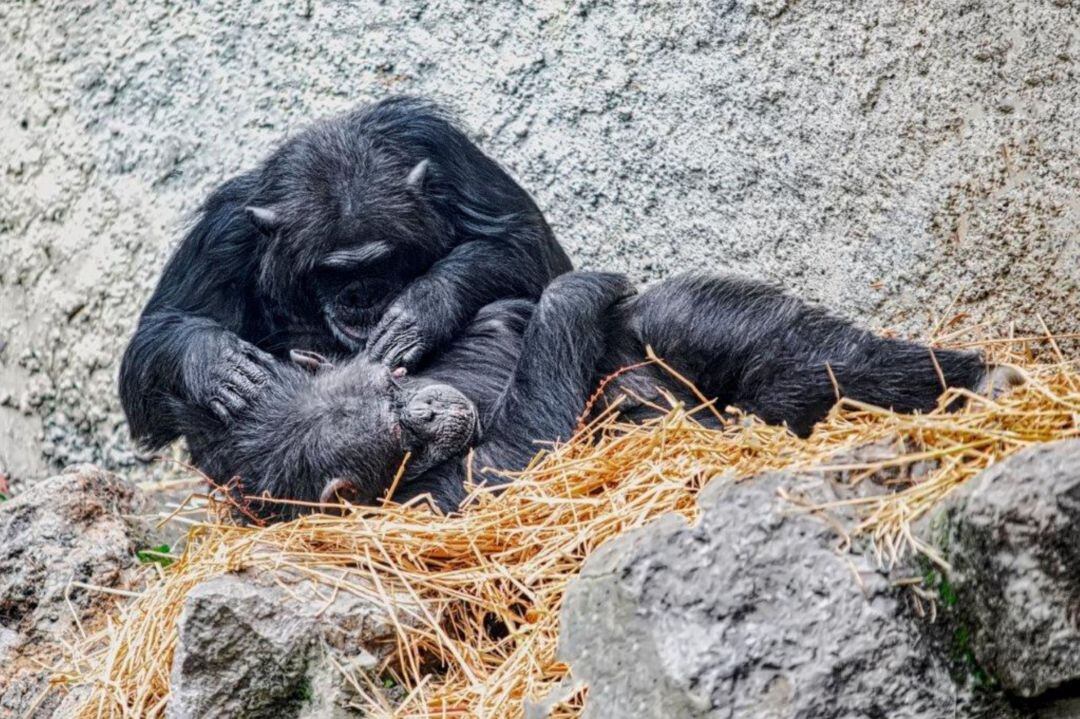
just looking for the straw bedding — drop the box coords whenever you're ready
[52,330,1079,718]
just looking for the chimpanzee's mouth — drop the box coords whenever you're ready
[325,312,367,350]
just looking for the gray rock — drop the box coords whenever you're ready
[0,464,160,718]
[557,474,961,718]
[0,464,158,643]
[1,0,1077,486]
[937,439,1080,698]
[168,568,418,719]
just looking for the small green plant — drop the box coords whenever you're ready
[951,626,995,688]
[921,564,958,608]
[920,563,994,686]
[136,544,173,568]
[937,574,958,607]
[297,678,313,703]
[952,625,971,661]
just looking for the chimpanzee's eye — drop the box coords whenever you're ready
[341,279,394,308]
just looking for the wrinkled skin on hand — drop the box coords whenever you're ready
[183,333,276,425]
[366,281,459,370]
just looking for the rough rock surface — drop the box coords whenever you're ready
[1,0,1077,485]
[0,465,158,644]
[936,439,1080,698]
[557,473,965,718]
[168,568,418,719]
[0,465,160,718]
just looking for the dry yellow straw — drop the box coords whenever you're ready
[53,334,1078,718]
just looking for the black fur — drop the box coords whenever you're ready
[119,96,571,452]
[194,272,989,519]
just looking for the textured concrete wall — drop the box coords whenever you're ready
[0,0,1077,482]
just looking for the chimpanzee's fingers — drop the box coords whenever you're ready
[366,327,388,360]
[208,399,231,424]
[377,328,425,369]
[367,335,388,362]
[367,312,403,360]
[234,356,269,386]
[214,387,247,420]
[377,340,407,368]
[369,329,402,363]
[395,343,426,371]
[227,373,261,403]
[239,345,276,380]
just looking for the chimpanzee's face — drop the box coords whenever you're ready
[312,249,411,352]
[256,207,441,353]
[298,357,479,506]
[246,132,448,353]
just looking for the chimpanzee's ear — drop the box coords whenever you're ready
[289,349,334,374]
[245,206,281,236]
[405,159,430,189]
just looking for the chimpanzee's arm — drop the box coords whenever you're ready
[468,272,635,478]
[118,173,274,449]
[368,228,571,369]
[630,273,989,437]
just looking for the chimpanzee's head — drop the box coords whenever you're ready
[284,352,480,507]
[243,110,454,351]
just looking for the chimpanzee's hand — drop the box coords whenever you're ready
[183,332,275,424]
[367,282,457,370]
[541,271,638,319]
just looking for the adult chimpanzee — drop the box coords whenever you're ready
[187,272,1015,520]
[119,97,571,452]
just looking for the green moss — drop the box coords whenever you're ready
[951,626,996,688]
[297,677,314,703]
[951,625,970,660]
[919,560,996,689]
[920,563,957,608]
[938,575,958,607]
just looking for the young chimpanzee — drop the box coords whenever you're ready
[119,96,571,452]
[188,272,1013,519]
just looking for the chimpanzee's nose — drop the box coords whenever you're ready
[405,391,447,427]
[402,385,473,438]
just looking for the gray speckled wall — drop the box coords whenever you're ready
[0,0,1076,482]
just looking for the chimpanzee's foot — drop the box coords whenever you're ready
[976,364,1026,400]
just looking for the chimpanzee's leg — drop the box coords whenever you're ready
[471,271,636,477]
[627,273,987,437]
